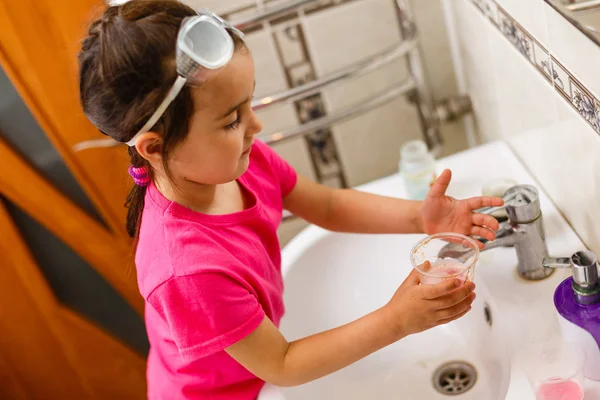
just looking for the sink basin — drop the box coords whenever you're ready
[279,233,510,400]
[258,142,600,400]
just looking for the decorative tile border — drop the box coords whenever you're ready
[469,0,600,135]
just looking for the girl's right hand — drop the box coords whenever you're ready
[384,262,476,338]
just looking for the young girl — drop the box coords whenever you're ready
[78,1,503,399]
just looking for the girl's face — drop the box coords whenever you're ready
[163,49,263,186]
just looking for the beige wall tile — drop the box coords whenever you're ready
[412,0,460,101]
[545,5,600,100]
[302,0,402,76]
[322,58,410,110]
[488,21,557,140]
[451,0,503,142]
[256,103,299,132]
[274,26,306,67]
[495,0,550,43]
[244,30,290,97]
[440,120,469,157]
[181,0,254,15]
[331,95,422,187]
[256,103,318,181]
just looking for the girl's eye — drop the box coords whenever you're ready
[225,114,241,131]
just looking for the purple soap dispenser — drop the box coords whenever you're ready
[544,250,600,381]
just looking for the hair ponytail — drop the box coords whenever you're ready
[125,148,152,237]
[78,1,197,238]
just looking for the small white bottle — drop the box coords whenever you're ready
[399,140,436,201]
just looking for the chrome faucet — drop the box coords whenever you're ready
[439,185,553,281]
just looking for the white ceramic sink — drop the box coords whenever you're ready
[259,142,600,400]
[280,233,510,400]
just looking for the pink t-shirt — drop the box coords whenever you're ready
[135,140,297,400]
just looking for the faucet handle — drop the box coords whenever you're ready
[476,185,541,223]
[543,251,600,304]
[542,257,573,270]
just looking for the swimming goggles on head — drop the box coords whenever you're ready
[74,9,244,151]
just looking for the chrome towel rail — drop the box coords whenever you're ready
[259,78,416,145]
[237,0,448,191]
[252,39,418,111]
[231,0,328,31]
[566,0,600,12]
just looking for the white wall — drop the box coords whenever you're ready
[447,0,600,254]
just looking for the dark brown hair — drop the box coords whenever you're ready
[78,0,244,237]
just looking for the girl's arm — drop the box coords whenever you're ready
[283,170,503,243]
[284,174,424,234]
[227,308,399,387]
[226,271,476,387]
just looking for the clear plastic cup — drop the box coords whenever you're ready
[410,233,480,285]
[518,340,585,400]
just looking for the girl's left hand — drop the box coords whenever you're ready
[421,169,504,248]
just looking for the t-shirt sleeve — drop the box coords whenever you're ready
[256,140,297,196]
[147,272,266,361]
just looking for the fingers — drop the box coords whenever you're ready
[437,305,472,325]
[440,235,471,246]
[470,213,499,249]
[402,266,424,287]
[470,226,496,242]
[428,169,452,198]
[432,281,476,309]
[462,237,485,250]
[421,276,464,300]
[436,292,476,320]
[471,213,500,232]
[471,238,485,250]
[466,196,504,210]
[417,261,432,273]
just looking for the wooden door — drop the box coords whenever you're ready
[0,0,147,397]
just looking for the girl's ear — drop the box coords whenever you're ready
[134,132,163,163]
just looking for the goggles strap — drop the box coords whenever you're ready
[126,75,188,146]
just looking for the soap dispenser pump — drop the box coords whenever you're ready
[544,251,600,381]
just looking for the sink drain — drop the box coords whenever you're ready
[432,361,477,395]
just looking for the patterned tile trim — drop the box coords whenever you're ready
[470,0,600,135]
